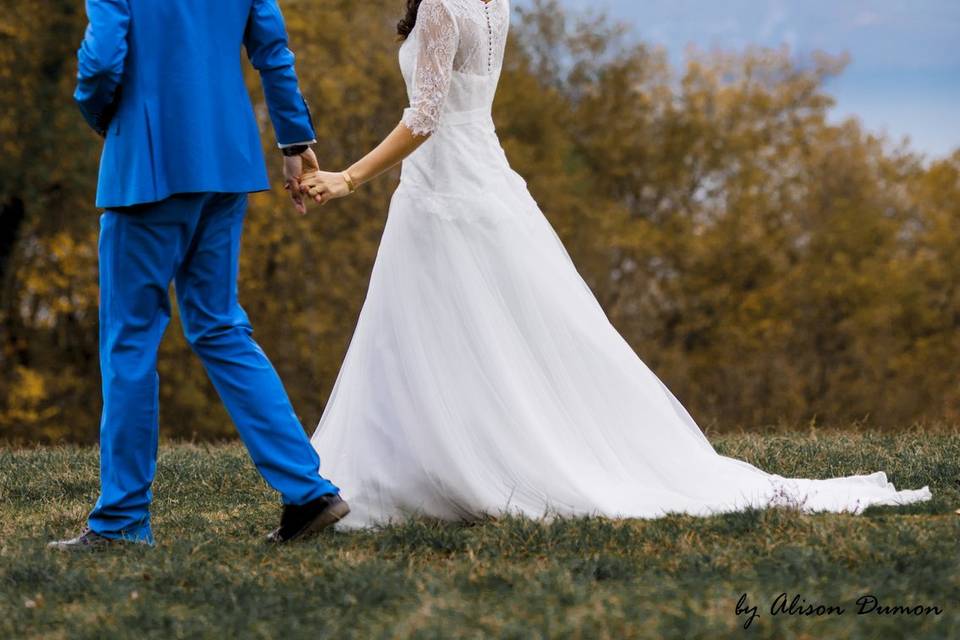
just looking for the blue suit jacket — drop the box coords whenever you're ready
[75,0,316,208]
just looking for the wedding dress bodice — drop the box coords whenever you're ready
[399,0,510,135]
[396,0,525,206]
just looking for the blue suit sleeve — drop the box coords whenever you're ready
[74,0,130,136]
[244,0,316,147]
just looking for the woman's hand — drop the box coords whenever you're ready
[299,171,352,205]
[295,121,431,208]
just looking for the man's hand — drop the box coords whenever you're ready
[283,148,320,215]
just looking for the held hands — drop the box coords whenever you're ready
[298,170,355,206]
[281,146,356,214]
[283,148,320,216]
[285,121,424,211]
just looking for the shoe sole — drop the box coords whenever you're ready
[268,499,351,544]
[47,542,114,552]
[292,499,351,541]
[47,539,148,552]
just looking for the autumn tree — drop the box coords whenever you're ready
[1,0,957,442]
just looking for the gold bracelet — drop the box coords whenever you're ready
[342,171,357,194]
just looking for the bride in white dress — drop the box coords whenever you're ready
[297,0,931,528]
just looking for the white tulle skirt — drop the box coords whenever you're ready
[310,120,931,529]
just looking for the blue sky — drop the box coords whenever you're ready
[553,0,960,159]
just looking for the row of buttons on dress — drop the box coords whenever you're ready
[485,2,493,73]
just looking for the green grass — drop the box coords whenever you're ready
[2,430,958,639]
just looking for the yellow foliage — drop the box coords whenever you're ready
[0,0,958,441]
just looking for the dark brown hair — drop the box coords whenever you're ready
[397,0,423,40]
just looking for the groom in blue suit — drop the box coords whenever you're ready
[50,0,349,549]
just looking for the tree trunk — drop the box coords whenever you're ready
[0,197,25,289]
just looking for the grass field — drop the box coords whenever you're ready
[1,430,958,639]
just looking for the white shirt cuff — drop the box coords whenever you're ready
[277,139,317,149]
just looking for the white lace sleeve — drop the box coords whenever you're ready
[401,0,459,136]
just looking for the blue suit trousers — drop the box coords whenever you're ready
[88,192,338,542]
